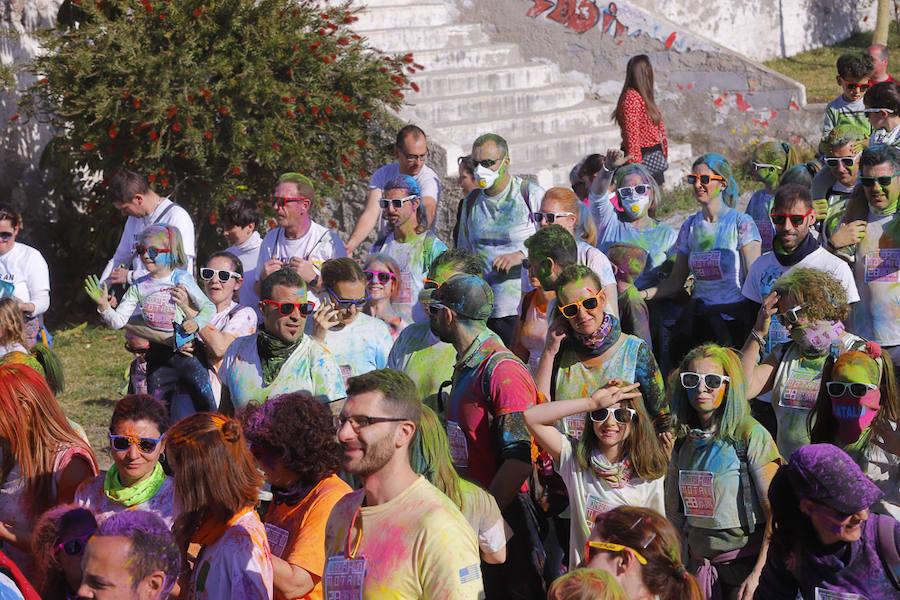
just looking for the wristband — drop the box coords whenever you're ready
[750,330,766,347]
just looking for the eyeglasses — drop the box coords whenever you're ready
[364,270,395,285]
[55,533,94,556]
[200,268,242,282]
[823,155,859,169]
[558,291,603,318]
[423,278,440,290]
[334,414,407,431]
[534,211,575,224]
[404,152,427,162]
[109,432,164,454]
[585,541,648,565]
[775,304,804,326]
[864,107,896,114]
[590,407,637,424]
[327,288,368,309]
[472,156,504,168]
[679,372,730,390]
[378,195,416,209]
[260,299,315,316]
[617,185,650,198]
[686,174,725,185]
[842,81,871,92]
[135,245,170,260]
[0,232,13,242]
[826,381,879,399]
[270,196,309,209]
[769,210,813,226]
[751,161,783,171]
[859,171,900,187]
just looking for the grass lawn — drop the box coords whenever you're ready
[54,322,130,470]
[764,23,900,104]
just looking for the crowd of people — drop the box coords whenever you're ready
[1,48,900,600]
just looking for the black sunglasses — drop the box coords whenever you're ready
[260,299,315,316]
[473,157,502,168]
[860,172,900,187]
[769,211,812,227]
[0,232,13,242]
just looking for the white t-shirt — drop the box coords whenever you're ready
[310,313,393,384]
[556,435,665,569]
[0,242,50,317]
[850,209,900,346]
[209,301,257,337]
[255,222,346,305]
[101,198,196,281]
[369,163,442,233]
[371,231,447,323]
[226,231,262,311]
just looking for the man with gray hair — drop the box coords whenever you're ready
[77,510,180,600]
[868,44,893,83]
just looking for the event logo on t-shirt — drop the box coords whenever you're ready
[779,366,821,410]
[324,555,366,600]
[264,523,289,558]
[690,251,724,281]
[754,219,774,251]
[564,414,585,440]
[814,588,867,600]
[446,421,469,468]
[864,249,900,283]
[678,470,715,517]
[584,494,616,530]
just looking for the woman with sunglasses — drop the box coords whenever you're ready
[85,224,217,421]
[0,364,98,581]
[808,344,900,518]
[585,506,702,600]
[525,377,667,570]
[74,394,176,528]
[588,152,677,291]
[741,268,864,458]
[643,154,761,362]
[168,412,273,599]
[666,344,780,600]
[532,187,618,316]
[32,505,98,600]
[745,141,799,252]
[0,204,50,348]
[362,253,408,338]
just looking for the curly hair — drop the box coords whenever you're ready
[771,267,849,323]
[240,392,341,486]
[836,52,874,80]
[110,394,170,436]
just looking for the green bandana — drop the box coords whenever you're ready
[104,462,166,507]
[257,327,301,386]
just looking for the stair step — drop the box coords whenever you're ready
[506,130,616,168]
[406,83,586,123]
[409,43,520,70]
[360,24,487,53]
[412,62,558,98]
[353,3,451,30]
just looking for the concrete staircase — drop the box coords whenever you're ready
[351,0,693,188]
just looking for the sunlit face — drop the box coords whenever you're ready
[538,197,577,235]
[222,221,254,247]
[772,199,814,252]
[861,161,900,212]
[203,255,242,306]
[590,400,632,450]
[337,391,401,476]
[330,279,367,327]
[691,163,724,205]
[837,75,870,102]
[803,501,869,545]
[383,187,419,229]
[110,418,164,487]
[397,135,427,177]
[827,143,859,187]
[260,284,307,343]
[78,536,161,600]
[685,357,727,419]
[365,260,396,301]
[0,219,18,255]
[272,181,312,230]
[557,278,606,336]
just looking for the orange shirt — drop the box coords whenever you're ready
[264,474,351,600]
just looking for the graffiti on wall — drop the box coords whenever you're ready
[526,0,719,53]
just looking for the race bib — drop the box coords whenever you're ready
[397,269,413,304]
[584,494,616,529]
[754,219,774,251]
[814,588,867,600]
[679,470,715,517]
[324,555,366,600]
[864,249,900,283]
[339,365,353,387]
[264,523,289,558]
[690,251,724,281]
[778,366,821,410]
[446,421,469,468]
[563,414,585,440]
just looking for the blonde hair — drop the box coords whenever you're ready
[548,569,628,600]
[0,297,27,347]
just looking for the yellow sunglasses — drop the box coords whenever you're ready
[558,290,604,318]
[585,541,648,565]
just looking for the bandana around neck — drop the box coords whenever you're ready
[572,314,621,356]
[774,230,819,266]
[104,462,166,507]
[257,327,301,386]
[590,451,633,488]
[271,481,315,507]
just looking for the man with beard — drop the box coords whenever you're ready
[323,369,484,599]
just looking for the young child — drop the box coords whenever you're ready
[822,52,875,142]
[864,80,900,149]
[606,243,651,351]
[85,224,217,421]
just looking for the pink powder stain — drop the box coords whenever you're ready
[713,97,724,107]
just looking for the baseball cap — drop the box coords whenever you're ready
[787,444,883,515]
[424,274,493,320]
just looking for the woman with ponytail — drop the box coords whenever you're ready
[167,412,272,599]
[586,505,703,600]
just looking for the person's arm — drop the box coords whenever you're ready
[101,219,137,282]
[345,188,383,255]
[179,275,216,330]
[534,318,566,400]
[199,327,238,363]
[603,283,618,318]
[740,293,780,399]
[98,284,141,330]
[24,251,50,317]
[172,208,196,275]
[738,459,780,600]
[740,241,762,277]
[641,252,690,300]
[56,454,96,505]
[488,457,532,511]
[271,555,315,600]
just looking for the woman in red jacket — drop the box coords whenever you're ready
[613,55,668,185]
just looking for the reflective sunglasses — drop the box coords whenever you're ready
[334,414,406,431]
[404,152,427,162]
[55,533,94,556]
[423,278,441,290]
[534,211,574,224]
[679,372,730,390]
[135,245,170,260]
[590,407,637,424]
[864,107,896,114]
[751,161,783,171]
[686,173,725,185]
[775,304,804,326]
[617,185,650,198]
[826,381,878,399]
[859,171,900,187]
[260,299,315,316]
[558,291,604,318]
[270,196,308,209]
[200,268,242,282]
[769,210,813,226]
[109,432,164,454]
[0,232,13,242]
[364,269,395,285]
[378,195,416,209]
[842,81,871,92]
[472,156,504,168]
[585,541,648,565]
[823,155,858,169]
[327,288,368,309]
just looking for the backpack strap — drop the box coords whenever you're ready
[875,514,900,590]
[520,178,536,225]
[481,349,524,399]
[154,201,176,223]
[733,437,756,535]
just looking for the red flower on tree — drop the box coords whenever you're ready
[82,142,95,150]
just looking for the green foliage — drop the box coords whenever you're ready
[0,29,18,91]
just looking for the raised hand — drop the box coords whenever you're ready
[84,275,110,310]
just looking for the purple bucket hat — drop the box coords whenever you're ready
[787,444,883,515]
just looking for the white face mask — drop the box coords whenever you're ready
[474,162,503,189]
[620,193,651,221]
